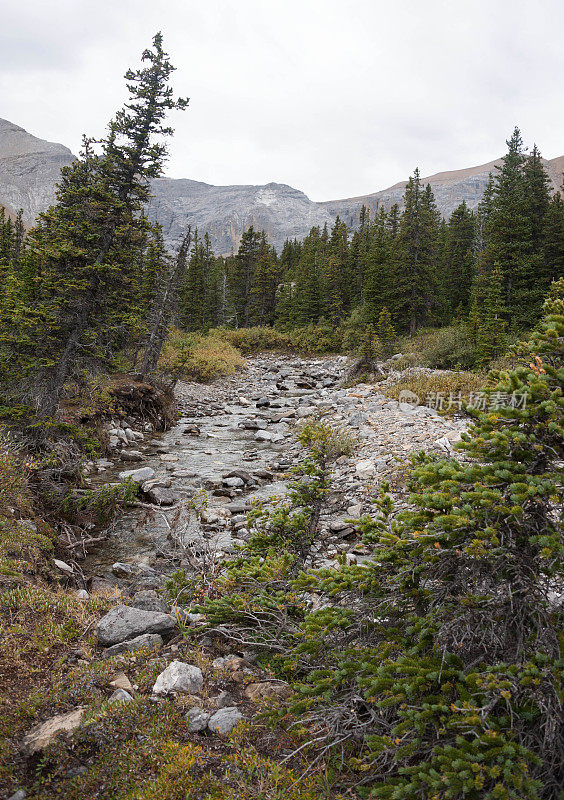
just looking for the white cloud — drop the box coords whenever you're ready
[1,0,562,199]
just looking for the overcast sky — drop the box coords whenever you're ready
[1,0,562,200]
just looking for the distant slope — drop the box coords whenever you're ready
[321,157,564,227]
[0,118,74,223]
[147,178,334,254]
[0,117,562,253]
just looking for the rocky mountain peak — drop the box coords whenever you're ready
[0,117,562,253]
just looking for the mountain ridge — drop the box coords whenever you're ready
[0,117,562,254]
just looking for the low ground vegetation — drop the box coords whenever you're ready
[385,369,485,407]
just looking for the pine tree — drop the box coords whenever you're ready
[140,222,169,312]
[442,201,476,317]
[375,306,396,357]
[180,229,214,331]
[482,127,538,328]
[396,170,439,333]
[292,227,323,325]
[542,189,564,284]
[475,172,495,253]
[523,144,551,250]
[247,235,279,326]
[362,208,396,324]
[386,203,400,238]
[227,226,264,327]
[469,262,507,366]
[6,33,188,416]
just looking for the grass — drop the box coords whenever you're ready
[385,369,486,409]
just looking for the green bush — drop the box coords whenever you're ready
[397,324,476,369]
[159,328,244,382]
[215,326,292,354]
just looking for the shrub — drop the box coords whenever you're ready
[159,328,244,382]
[215,326,292,354]
[397,324,476,369]
[385,369,485,409]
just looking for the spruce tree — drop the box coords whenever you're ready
[362,208,396,324]
[6,33,188,416]
[227,226,263,327]
[482,128,539,329]
[375,306,396,357]
[396,170,439,333]
[247,235,279,326]
[542,187,564,285]
[469,262,507,366]
[292,227,323,325]
[442,201,476,317]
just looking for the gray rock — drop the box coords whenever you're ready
[97,605,175,647]
[211,690,235,709]
[222,476,245,488]
[54,559,73,575]
[132,590,169,613]
[141,477,172,491]
[101,633,163,658]
[153,661,204,695]
[144,486,179,505]
[8,790,27,800]
[119,450,143,461]
[112,562,134,578]
[207,706,243,735]
[356,459,376,479]
[255,430,273,442]
[185,706,210,732]
[109,688,133,703]
[119,467,155,482]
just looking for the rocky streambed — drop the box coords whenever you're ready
[79,353,468,596]
[16,354,472,773]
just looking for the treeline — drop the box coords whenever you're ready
[180,128,564,363]
[1,47,563,422]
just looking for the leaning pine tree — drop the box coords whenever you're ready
[283,280,563,798]
[11,33,188,417]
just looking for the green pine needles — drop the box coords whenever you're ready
[192,282,563,799]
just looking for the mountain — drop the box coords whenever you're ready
[146,178,334,255]
[322,157,564,227]
[0,117,562,253]
[0,118,74,221]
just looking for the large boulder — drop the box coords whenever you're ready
[207,706,243,735]
[153,661,204,696]
[97,605,175,647]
